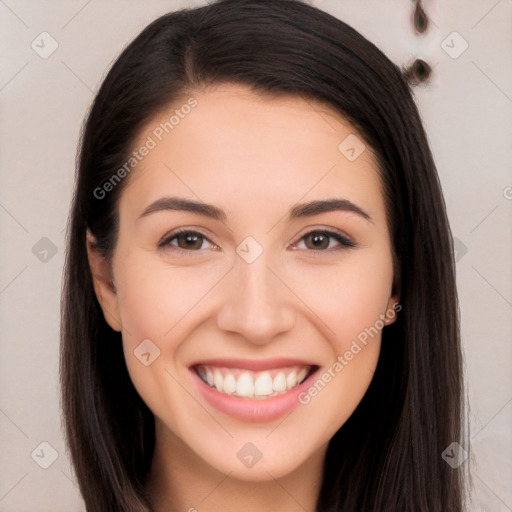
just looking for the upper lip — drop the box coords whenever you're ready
[189,357,318,372]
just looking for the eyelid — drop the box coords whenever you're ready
[158,227,219,251]
[289,226,356,250]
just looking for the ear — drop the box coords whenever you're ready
[86,230,122,332]
[383,291,401,326]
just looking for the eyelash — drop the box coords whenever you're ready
[158,228,356,253]
[294,230,356,251]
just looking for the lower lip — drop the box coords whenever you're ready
[190,367,317,423]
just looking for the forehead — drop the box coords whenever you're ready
[120,84,385,224]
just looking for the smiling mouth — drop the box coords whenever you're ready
[194,364,315,399]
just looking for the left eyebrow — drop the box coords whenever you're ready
[288,199,373,224]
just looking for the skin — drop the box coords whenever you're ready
[88,84,399,512]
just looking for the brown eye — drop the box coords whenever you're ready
[296,230,356,251]
[175,232,204,250]
[304,232,330,250]
[159,230,216,251]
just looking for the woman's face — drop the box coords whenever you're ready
[89,84,399,481]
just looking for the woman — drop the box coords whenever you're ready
[60,0,468,510]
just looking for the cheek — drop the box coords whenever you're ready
[112,253,231,405]
[112,258,212,425]
[113,251,228,341]
[285,249,394,350]
[293,251,391,434]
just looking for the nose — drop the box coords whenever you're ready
[216,257,296,345]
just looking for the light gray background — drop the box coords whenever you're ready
[0,1,511,510]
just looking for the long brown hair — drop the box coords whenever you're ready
[60,0,468,510]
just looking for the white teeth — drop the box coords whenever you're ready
[254,372,273,396]
[214,370,223,392]
[286,370,298,390]
[196,365,312,399]
[296,367,308,384]
[236,372,254,397]
[223,373,237,394]
[272,372,287,393]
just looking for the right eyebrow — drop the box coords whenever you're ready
[137,197,228,222]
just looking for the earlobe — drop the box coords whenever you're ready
[384,292,401,326]
[86,230,122,332]
[383,270,402,326]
